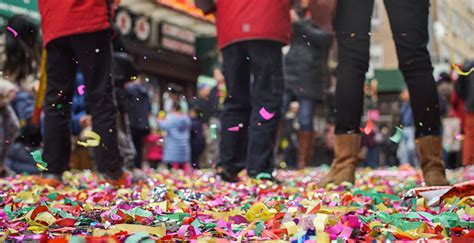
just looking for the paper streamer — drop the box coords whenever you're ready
[77,85,85,95]
[259,107,275,120]
[390,126,403,143]
[30,150,48,171]
[32,49,47,125]
[6,26,17,37]
[77,130,101,147]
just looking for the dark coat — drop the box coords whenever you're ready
[127,83,151,130]
[284,19,332,101]
[456,60,474,112]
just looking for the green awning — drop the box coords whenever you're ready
[0,0,40,23]
[372,69,406,93]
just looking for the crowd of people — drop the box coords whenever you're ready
[0,0,473,187]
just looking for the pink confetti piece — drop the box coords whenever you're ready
[339,226,353,240]
[6,26,18,37]
[77,85,85,95]
[259,107,275,120]
[228,124,243,132]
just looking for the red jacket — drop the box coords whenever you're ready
[39,0,113,46]
[216,0,291,49]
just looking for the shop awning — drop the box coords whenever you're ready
[372,69,406,93]
[0,0,40,23]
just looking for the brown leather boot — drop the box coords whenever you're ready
[318,134,360,187]
[297,131,314,170]
[416,136,449,186]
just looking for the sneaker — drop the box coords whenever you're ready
[216,166,239,183]
[34,173,63,187]
[98,169,132,187]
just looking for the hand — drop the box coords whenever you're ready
[290,9,300,23]
[79,115,92,129]
[309,0,337,32]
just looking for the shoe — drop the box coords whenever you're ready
[99,169,132,187]
[416,136,449,186]
[35,173,63,187]
[216,166,239,183]
[297,131,315,169]
[318,134,361,187]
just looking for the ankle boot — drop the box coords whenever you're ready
[416,136,449,186]
[297,131,314,169]
[318,134,360,187]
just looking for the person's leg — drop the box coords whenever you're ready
[463,112,474,166]
[246,40,285,177]
[385,0,447,185]
[333,0,374,134]
[71,30,123,178]
[319,0,374,187]
[43,37,77,177]
[218,42,251,179]
[297,98,316,168]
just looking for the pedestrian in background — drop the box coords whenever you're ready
[0,80,19,176]
[39,0,127,186]
[397,88,419,169]
[283,0,333,170]
[2,15,39,176]
[455,60,474,166]
[158,103,192,172]
[197,0,291,182]
[127,79,151,169]
[319,0,449,187]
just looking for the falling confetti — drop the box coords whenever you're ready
[77,85,85,95]
[259,107,275,120]
[360,119,374,135]
[389,126,403,143]
[77,130,101,147]
[6,26,17,37]
[453,64,474,76]
[228,123,243,132]
[30,150,48,171]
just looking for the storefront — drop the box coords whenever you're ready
[117,0,217,120]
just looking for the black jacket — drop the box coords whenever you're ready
[284,18,332,101]
[456,60,474,112]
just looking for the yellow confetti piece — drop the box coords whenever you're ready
[466,205,474,216]
[453,64,474,76]
[316,231,330,243]
[27,225,47,234]
[93,224,165,237]
[36,163,48,171]
[245,202,274,222]
[283,221,298,236]
[313,213,328,232]
[375,203,389,212]
[77,130,101,147]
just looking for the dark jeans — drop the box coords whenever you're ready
[334,0,440,138]
[219,40,285,177]
[43,30,122,175]
[282,91,316,131]
[131,127,149,168]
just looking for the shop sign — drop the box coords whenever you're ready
[161,36,195,56]
[134,16,152,41]
[161,22,196,43]
[116,9,133,35]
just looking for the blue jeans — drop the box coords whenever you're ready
[282,91,316,131]
[397,126,419,167]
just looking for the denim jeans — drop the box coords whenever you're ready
[219,40,285,177]
[397,126,419,167]
[334,0,440,138]
[282,91,316,131]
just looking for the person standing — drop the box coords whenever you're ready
[283,0,333,169]
[197,0,291,181]
[455,60,474,166]
[319,0,449,187]
[397,88,419,169]
[39,0,127,186]
[158,103,192,172]
[127,79,151,169]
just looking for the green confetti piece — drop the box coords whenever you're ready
[254,221,265,236]
[256,172,272,180]
[47,192,58,201]
[30,150,48,171]
[389,127,403,143]
[125,232,154,243]
[449,197,461,213]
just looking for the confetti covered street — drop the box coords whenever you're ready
[1,167,474,242]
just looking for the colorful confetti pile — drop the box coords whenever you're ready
[1,167,474,242]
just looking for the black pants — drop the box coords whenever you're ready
[219,40,284,177]
[44,30,122,175]
[334,0,440,138]
[130,127,149,168]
